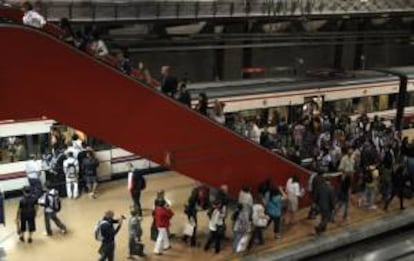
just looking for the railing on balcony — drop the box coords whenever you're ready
[31,0,414,23]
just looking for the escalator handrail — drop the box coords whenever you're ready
[0,6,159,88]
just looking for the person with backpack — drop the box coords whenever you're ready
[16,186,38,243]
[43,188,67,236]
[63,152,79,199]
[96,210,124,261]
[82,150,99,199]
[128,164,146,216]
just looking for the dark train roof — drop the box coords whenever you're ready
[187,70,399,99]
[382,67,414,78]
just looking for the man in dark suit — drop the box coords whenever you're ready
[160,66,178,97]
[177,82,192,108]
[315,177,335,235]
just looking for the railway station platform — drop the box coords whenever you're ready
[1,172,413,261]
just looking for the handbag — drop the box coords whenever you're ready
[130,241,145,257]
[183,222,195,237]
[236,233,250,253]
[150,221,158,241]
[257,217,268,228]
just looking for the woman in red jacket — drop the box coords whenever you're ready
[153,200,174,255]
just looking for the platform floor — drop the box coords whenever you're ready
[1,172,413,261]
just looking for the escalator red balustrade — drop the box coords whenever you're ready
[0,23,309,196]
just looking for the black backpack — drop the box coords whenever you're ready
[133,171,146,191]
[66,162,77,179]
[46,194,61,212]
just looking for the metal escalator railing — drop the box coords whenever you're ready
[26,0,414,23]
[0,5,159,88]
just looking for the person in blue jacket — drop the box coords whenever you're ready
[265,186,287,239]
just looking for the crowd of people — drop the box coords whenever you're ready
[23,128,100,201]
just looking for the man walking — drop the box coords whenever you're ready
[315,178,335,235]
[384,164,406,211]
[153,200,174,255]
[128,165,146,216]
[97,210,124,261]
[16,187,37,243]
[25,154,42,199]
[160,66,178,97]
[43,188,67,236]
[82,150,99,198]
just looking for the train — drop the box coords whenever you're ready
[0,66,413,194]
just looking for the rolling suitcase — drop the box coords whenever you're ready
[130,241,145,257]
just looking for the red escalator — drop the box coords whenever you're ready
[0,23,309,196]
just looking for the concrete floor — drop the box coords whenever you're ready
[1,171,413,261]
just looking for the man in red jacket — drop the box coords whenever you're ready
[153,200,174,255]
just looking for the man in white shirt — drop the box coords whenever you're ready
[91,32,109,57]
[25,154,42,198]
[72,135,83,152]
[247,121,261,143]
[63,152,79,199]
[204,201,226,253]
[238,186,253,212]
[338,148,355,175]
[21,2,46,29]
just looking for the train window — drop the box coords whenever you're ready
[288,105,302,123]
[239,108,269,127]
[87,137,112,151]
[269,107,289,125]
[356,96,375,113]
[0,135,32,163]
[377,94,389,111]
[326,99,353,115]
[388,94,398,109]
[406,92,414,107]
